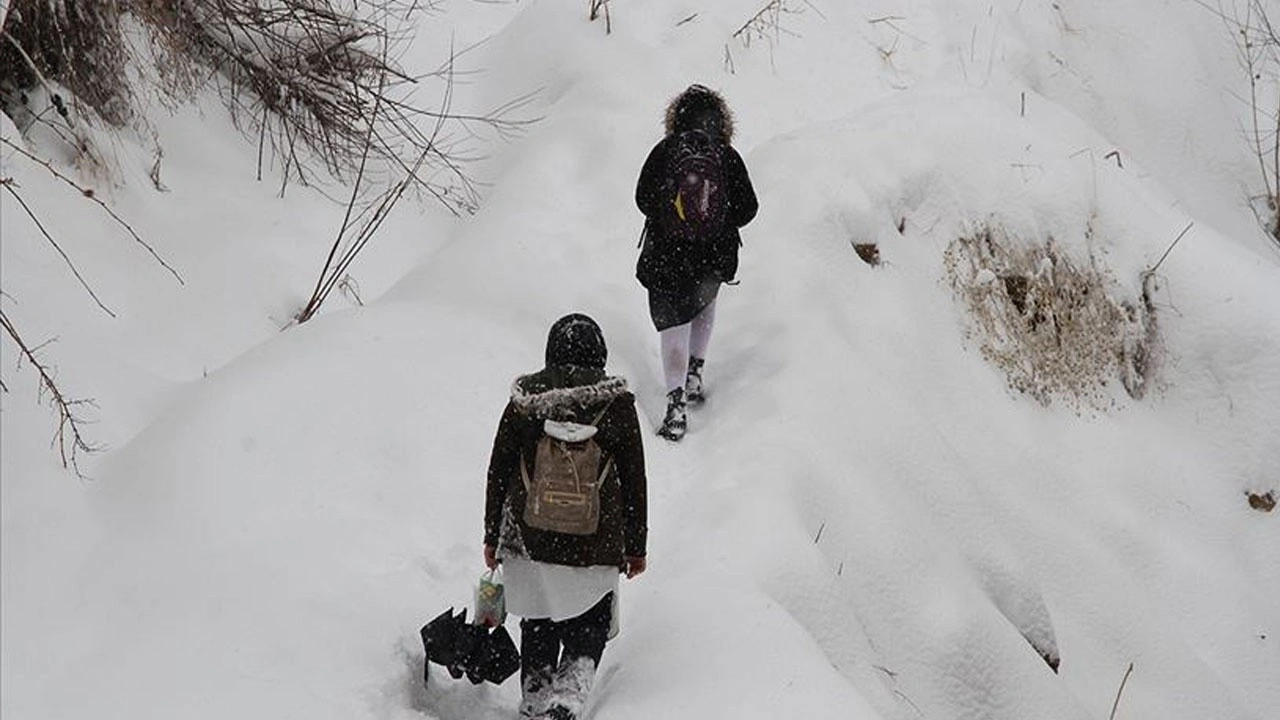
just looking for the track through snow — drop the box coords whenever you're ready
[3,2,1279,720]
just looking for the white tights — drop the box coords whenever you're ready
[659,299,717,393]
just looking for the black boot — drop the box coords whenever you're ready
[519,669,552,718]
[685,356,706,405]
[657,388,687,441]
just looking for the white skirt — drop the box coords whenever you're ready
[502,556,619,622]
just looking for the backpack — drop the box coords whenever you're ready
[520,403,615,536]
[659,129,728,242]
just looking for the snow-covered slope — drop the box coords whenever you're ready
[4,2,1278,719]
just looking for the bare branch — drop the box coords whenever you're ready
[296,33,390,324]
[1147,222,1195,276]
[0,177,116,317]
[0,308,101,477]
[1207,0,1280,244]
[1109,663,1135,720]
[588,0,612,34]
[5,0,533,218]
[136,0,524,211]
[0,136,185,284]
[295,29,479,323]
[729,0,818,72]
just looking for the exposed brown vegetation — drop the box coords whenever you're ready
[853,242,881,266]
[1,0,132,125]
[2,1,533,208]
[1246,490,1276,512]
[945,224,1159,409]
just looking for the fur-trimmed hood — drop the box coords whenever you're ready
[510,368,629,419]
[664,84,734,143]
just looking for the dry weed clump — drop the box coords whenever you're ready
[2,1,523,211]
[944,225,1158,410]
[0,0,133,126]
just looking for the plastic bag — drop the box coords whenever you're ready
[607,590,620,640]
[474,569,507,628]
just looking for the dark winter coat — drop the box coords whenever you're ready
[484,366,648,568]
[635,86,759,292]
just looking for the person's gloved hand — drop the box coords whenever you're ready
[483,544,499,570]
[624,555,646,579]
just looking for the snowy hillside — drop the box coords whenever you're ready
[3,2,1279,720]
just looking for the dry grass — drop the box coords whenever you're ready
[944,224,1158,410]
[2,1,531,209]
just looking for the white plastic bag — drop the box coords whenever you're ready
[474,569,507,628]
[608,590,620,640]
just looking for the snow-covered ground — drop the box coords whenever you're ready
[3,1,1279,719]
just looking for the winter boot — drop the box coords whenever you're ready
[543,706,575,720]
[519,669,552,718]
[657,388,687,441]
[685,356,706,405]
[541,656,596,720]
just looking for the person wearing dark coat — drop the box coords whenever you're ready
[484,314,648,720]
[635,84,758,440]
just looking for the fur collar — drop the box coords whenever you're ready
[664,85,734,142]
[510,372,629,418]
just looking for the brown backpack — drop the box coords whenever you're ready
[520,402,614,536]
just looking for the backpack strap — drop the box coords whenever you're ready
[589,398,615,426]
[590,399,617,483]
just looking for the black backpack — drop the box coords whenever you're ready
[659,129,728,242]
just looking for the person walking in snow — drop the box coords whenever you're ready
[635,83,758,441]
[483,313,648,720]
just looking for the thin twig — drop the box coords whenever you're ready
[1245,5,1275,203]
[297,46,389,323]
[0,137,184,284]
[735,1,782,38]
[0,180,116,317]
[1108,662,1134,720]
[296,28,464,322]
[296,65,386,320]
[0,309,101,477]
[1147,222,1194,275]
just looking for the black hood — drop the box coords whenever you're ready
[545,313,607,369]
[514,313,625,419]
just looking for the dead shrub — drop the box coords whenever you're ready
[0,0,133,127]
[1206,0,1280,247]
[2,1,527,210]
[944,224,1158,409]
